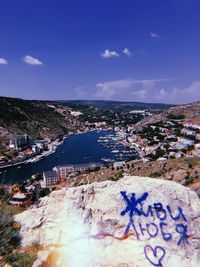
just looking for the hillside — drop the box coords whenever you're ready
[60,99,174,110]
[0,96,79,140]
[136,101,200,127]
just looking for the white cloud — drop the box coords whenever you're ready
[101,49,119,58]
[0,58,8,64]
[150,32,160,38]
[96,79,133,99]
[123,48,132,57]
[141,81,200,104]
[132,89,147,99]
[95,78,169,100]
[170,81,200,104]
[23,55,43,65]
[75,86,87,97]
[154,88,168,100]
[141,80,155,90]
[94,78,200,104]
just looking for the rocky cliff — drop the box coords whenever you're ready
[15,176,200,267]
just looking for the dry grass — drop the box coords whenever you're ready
[69,157,200,197]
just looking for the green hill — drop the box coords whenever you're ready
[0,96,78,140]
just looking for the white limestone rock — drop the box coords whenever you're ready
[15,176,200,267]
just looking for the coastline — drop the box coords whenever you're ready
[0,128,110,172]
[0,128,116,183]
[0,135,68,171]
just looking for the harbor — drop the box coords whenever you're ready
[0,130,139,184]
[98,131,139,163]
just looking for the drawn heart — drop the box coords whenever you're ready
[144,245,166,267]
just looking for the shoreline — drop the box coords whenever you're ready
[0,128,111,172]
[0,135,69,171]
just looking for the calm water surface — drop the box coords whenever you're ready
[0,130,116,184]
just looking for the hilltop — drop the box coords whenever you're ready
[61,99,174,110]
[136,101,200,127]
[0,97,176,141]
[0,96,80,141]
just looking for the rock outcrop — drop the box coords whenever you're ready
[15,176,200,267]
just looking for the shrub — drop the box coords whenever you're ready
[184,174,190,186]
[151,172,162,177]
[0,209,21,256]
[108,176,116,181]
[188,163,193,169]
[5,252,36,267]
[39,188,51,198]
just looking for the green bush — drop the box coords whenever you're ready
[39,188,51,198]
[108,176,116,181]
[188,163,193,168]
[0,209,21,256]
[5,252,36,267]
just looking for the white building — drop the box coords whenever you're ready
[55,163,103,179]
[181,128,196,136]
[42,171,60,187]
[8,193,27,206]
[70,111,83,117]
[184,121,200,130]
[196,133,200,140]
[177,137,195,146]
[113,161,125,169]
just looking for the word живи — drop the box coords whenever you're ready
[120,191,188,245]
[120,191,189,266]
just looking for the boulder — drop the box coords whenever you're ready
[15,176,200,267]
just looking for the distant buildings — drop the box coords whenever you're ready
[70,111,83,117]
[0,156,8,164]
[184,121,200,130]
[8,192,28,206]
[129,110,152,116]
[177,137,195,146]
[94,122,107,128]
[9,135,47,154]
[181,128,196,136]
[113,161,125,169]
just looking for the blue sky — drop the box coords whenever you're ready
[0,0,200,104]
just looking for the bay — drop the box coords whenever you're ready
[0,130,115,184]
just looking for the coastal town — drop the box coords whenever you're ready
[1,102,200,208]
[1,1,200,266]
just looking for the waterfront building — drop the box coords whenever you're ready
[9,134,31,151]
[56,162,103,179]
[35,140,46,151]
[42,171,60,187]
[94,122,107,128]
[74,162,103,172]
[56,164,74,179]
